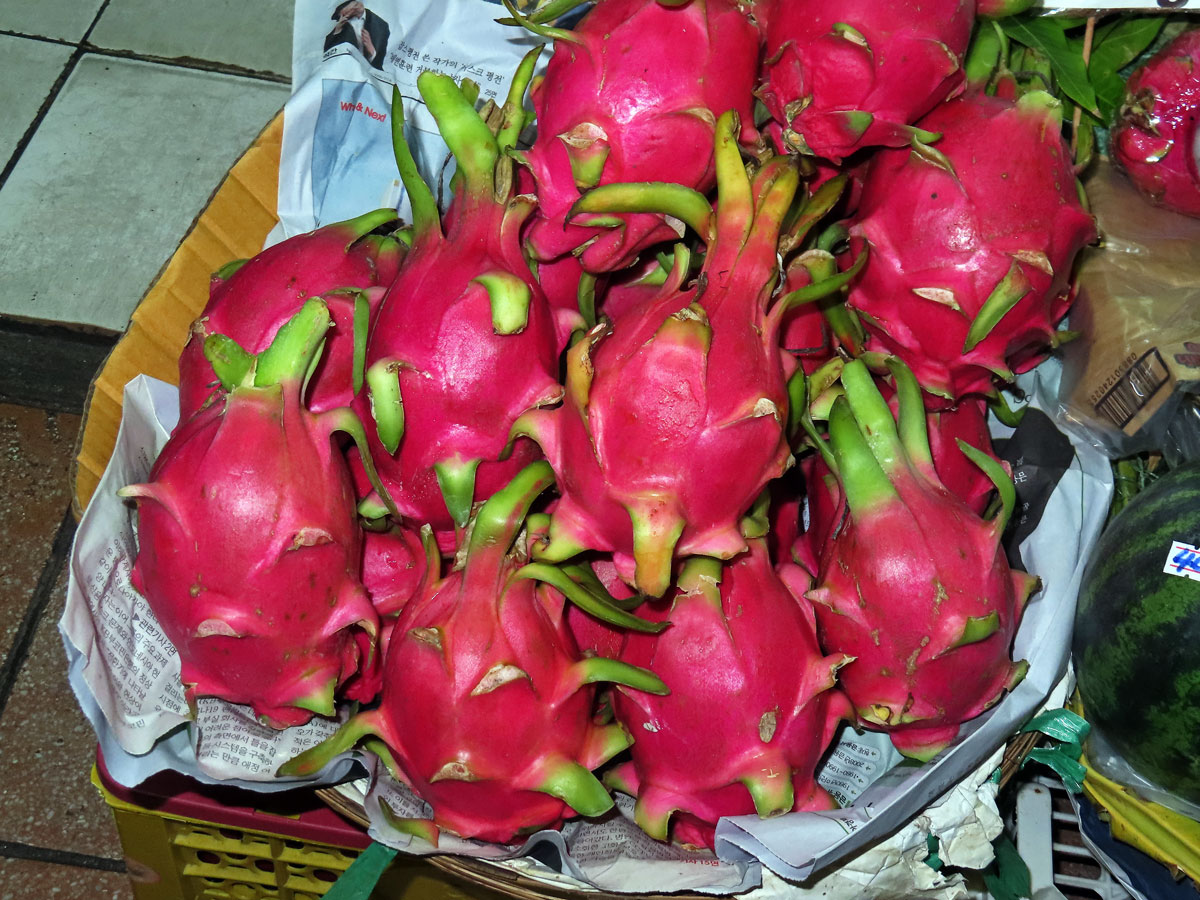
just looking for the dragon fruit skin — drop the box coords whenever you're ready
[516,0,760,273]
[120,300,381,727]
[516,113,798,597]
[357,65,562,542]
[757,0,975,164]
[279,463,668,844]
[607,541,852,849]
[178,209,404,420]
[361,521,435,618]
[807,359,1036,760]
[1111,29,1200,218]
[846,90,1098,404]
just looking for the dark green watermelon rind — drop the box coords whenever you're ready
[1073,463,1200,805]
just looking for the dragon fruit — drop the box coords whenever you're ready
[1111,28,1200,218]
[757,0,975,163]
[807,357,1037,759]
[356,58,562,545]
[119,299,383,727]
[845,90,1098,403]
[178,209,404,420]
[607,540,852,849]
[361,521,435,618]
[278,462,668,844]
[509,0,760,273]
[514,112,799,597]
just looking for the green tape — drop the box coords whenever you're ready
[322,842,399,900]
[1020,708,1091,744]
[924,834,942,871]
[1016,708,1091,792]
[982,834,1032,900]
[1026,747,1088,794]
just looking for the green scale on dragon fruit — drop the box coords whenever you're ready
[1074,462,1200,811]
[279,461,670,845]
[177,208,405,421]
[504,0,760,275]
[756,0,975,164]
[607,539,853,850]
[119,299,393,728]
[352,50,563,554]
[514,109,841,598]
[1111,28,1200,218]
[844,89,1097,406]
[806,357,1038,760]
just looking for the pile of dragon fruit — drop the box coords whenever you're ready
[119,0,1106,851]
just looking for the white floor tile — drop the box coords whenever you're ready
[0,55,288,332]
[0,36,72,168]
[89,0,294,79]
[0,0,104,42]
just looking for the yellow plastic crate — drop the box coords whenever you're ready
[91,759,508,900]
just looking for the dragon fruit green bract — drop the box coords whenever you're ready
[177,209,404,421]
[608,540,851,849]
[512,0,760,273]
[514,111,797,597]
[1111,28,1200,218]
[278,462,668,844]
[356,56,562,544]
[757,0,975,163]
[846,90,1097,403]
[120,300,382,728]
[807,358,1036,759]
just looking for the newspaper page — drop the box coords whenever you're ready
[276,0,545,239]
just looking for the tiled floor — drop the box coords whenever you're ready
[0,2,291,896]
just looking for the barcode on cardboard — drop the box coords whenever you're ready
[1095,348,1169,428]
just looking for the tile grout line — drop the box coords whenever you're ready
[0,507,76,722]
[0,0,287,194]
[0,0,111,194]
[0,839,125,872]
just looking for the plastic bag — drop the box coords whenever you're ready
[1056,159,1200,466]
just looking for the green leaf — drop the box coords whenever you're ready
[1002,16,1098,115]
[1088,17,1166,121]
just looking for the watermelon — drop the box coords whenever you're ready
[1073,461,1200,807]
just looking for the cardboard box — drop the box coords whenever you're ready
[71,113,283,516]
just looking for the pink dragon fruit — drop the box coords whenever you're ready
[607,540,852,849]
[514,112,800,597]
[509,0,760,273]
[757,0,975,163]
[356,59,561,545]
[795,393,999,576]
[1111,28,1200,218]
[361,521,435,618]
[278,462,668,844]
[845,90,1098,403]
[807,357,1037,759]
[119,299,384,727]
[178,209,404,420]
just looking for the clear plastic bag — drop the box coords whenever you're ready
[1056,159,1200,465]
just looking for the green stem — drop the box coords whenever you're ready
[254,298,330,389]
[390,86,439,239]
[467,460,554,558]
[418,70,499,198]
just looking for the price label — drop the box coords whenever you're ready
[1165,540,1200,581]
